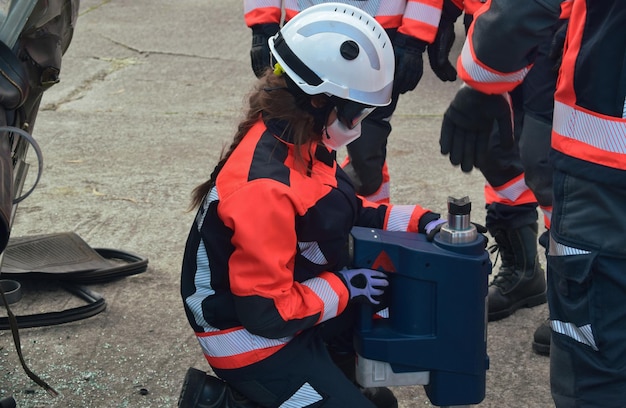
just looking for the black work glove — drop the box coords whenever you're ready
[440,85,514,172]
[548,19,568,72]
[427,0,462,82]
[250,23,280,78]
[427,18,457,81]
[393,32,427,94]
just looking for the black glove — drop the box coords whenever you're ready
[427,18,457,82]
[427,0,462,82]
[393,32,427,94]
[548,19,568,72]
[440,86,514,172]
[250,23,280,78]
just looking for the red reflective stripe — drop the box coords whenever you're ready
[552,101,626,170]
[205,344,286,369]
[458,34,529,94]
[483,174,537,206]
[540,206,552,229]
[197,328,290,369]
[397,0,441,42]
[375,15,402,29]
[244,7,282,26]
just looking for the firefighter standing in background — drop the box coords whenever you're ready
[440,0,626,405]
[431,0,572,354]
[179,5,445,408]
[244,0,446,204]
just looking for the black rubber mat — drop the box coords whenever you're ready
[0,232,148,283]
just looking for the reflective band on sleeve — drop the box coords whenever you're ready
[460,41,529,85]
[386,205,415,231]
[302,276,340,323]
[403,1,441,28]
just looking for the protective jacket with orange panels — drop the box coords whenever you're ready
[244,0,443,44]
[181,118,438,370]
[458,0,626,187]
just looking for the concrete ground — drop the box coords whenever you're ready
[0,1,552,407]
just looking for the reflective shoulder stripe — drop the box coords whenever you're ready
[458,39,529,94]
[197,327,292,369]
[552,101,626,170]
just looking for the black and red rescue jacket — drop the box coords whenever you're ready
[181,118,437,370]
[458,0,625,187]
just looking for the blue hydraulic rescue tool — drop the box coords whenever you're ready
[352,196,491,408]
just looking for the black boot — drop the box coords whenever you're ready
[488,223,547,321]
[178,367,260,408]
[532,319,551,356]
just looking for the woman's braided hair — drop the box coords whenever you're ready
[189,70,327,210]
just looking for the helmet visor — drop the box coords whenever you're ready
[332,97,375,129]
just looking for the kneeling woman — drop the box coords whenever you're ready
[180,4,443,407]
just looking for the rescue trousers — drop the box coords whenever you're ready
[548,170,626,407]
[212,307,376,408]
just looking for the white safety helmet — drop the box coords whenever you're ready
[268,3,395,108]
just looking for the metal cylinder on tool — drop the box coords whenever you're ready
[351,196,490,407]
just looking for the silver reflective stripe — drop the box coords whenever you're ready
[196,186,219,230]
[548,235,591,256]
[244,0,281,14]
[296,0,382,17]
[487,175,529,202]
[553,101,626,155]
[298,241,328,265]
[186,241,216,328]
[302,276,340,322]
[404,1,440,28]
[279,382,323,408]
[387,204,414,231]
[461,40,529,84]
[551,320,598,351]
[197,328,292,358]
[364,179,390,203]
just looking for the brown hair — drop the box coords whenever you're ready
[189,71,327,210]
